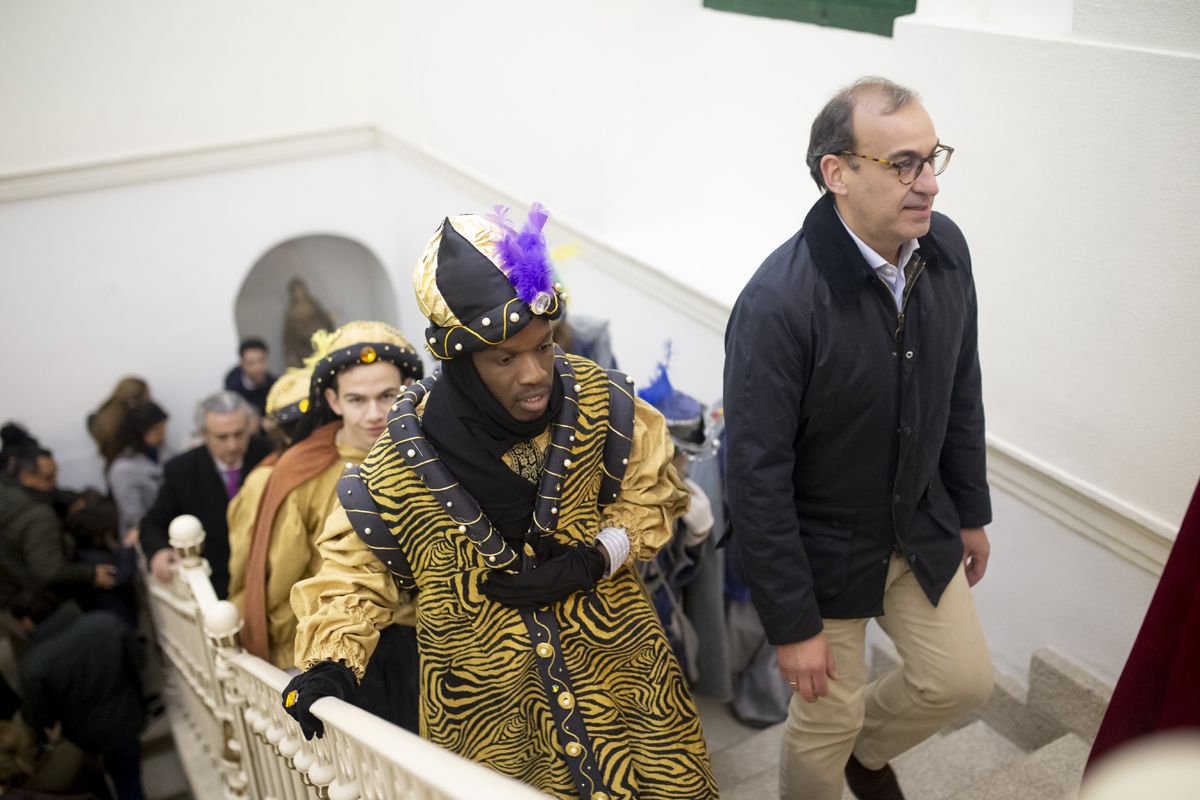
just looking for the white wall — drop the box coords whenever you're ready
[1,0,1197,689]
[0,151,412,487]
[4,0,1196,528]
[365,0,1200,533]
[0,0,375,172]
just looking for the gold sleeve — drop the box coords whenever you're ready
[290,505,415,679]
[226,464,274,607]
[600,396,689,562]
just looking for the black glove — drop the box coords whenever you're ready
[281,661,357,740]
[482,538,607,610]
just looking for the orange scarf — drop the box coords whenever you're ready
[241,421,341,660]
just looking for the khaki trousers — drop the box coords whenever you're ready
[779,552,994,800]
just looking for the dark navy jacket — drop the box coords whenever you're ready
[724,192,990,645]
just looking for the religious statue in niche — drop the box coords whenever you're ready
[284,277,335,367]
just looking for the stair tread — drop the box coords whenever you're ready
[949,733,1089,800]
[893,719,1025,800]
[710,718,785,791]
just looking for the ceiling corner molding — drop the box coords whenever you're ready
[0,126,380,204]
[987,437,1174,575]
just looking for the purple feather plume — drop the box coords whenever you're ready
[492,202,554,305]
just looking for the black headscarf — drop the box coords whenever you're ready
[421,357,563,543]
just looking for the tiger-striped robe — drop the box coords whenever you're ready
[340,352,716,800]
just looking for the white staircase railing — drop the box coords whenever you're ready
[145,514,549,800]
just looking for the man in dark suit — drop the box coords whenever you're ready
[139,391,270,598]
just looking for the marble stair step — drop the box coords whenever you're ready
[948,733,1090,800]
[710,717,785,797]
[714,717,1025,800]
[141,713,191,800]
[892,719,1024,800]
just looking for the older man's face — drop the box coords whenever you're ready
[203,409,251,467]
[833,99,940,263]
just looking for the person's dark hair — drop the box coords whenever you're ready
[239,337,268,357]
[9,588,61,626]
[119,401,168,453]
[805,76,918,191]
[0,423,50,481]
[63,489,118,551]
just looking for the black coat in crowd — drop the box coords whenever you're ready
[19,601,144,756]
[138,438,271,598]
[724,192,990,645]
[224,366,276,419]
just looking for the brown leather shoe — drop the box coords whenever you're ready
[844,754,906,800]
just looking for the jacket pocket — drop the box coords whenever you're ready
[918,476,961,536]
[798,514,853,600]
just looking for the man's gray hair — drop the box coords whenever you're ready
[806,76,919,190]
[194,390,256,433]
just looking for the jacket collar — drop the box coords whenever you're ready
[802,192,960,307]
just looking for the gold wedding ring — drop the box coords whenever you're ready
[285,690,299,708]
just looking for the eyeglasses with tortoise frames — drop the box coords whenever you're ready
[838,143,954,185]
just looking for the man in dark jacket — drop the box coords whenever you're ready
[724,77,994,800]
[0,483,115,612]
[223,337,277,419]
[12,589,145,799]
[138,391,270,598]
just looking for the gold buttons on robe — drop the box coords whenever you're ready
[536,643,553,658]
[565,742,582,757]
[557,691,574,709]
[593,793,610,800]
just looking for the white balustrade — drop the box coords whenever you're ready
[146,515,550,800]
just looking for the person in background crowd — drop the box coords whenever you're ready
[223,363,317,664]
[287,206,715,798]
[86,378,150,472]
[0,719,109,800]
[137,392,269,598]
[0,426,78,524]
[11,589,144,800]
[636,353,718,682]
[106,402,168,538]
[228,322,422,681]
[61,492,138,629]
[0,482,115,616]
[724,77,993,800]
[261,366,312,453]
[224,338,277,419]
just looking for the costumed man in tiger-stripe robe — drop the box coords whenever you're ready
[284,205,717,800]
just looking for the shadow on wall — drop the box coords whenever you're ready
[234,235,401,374]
